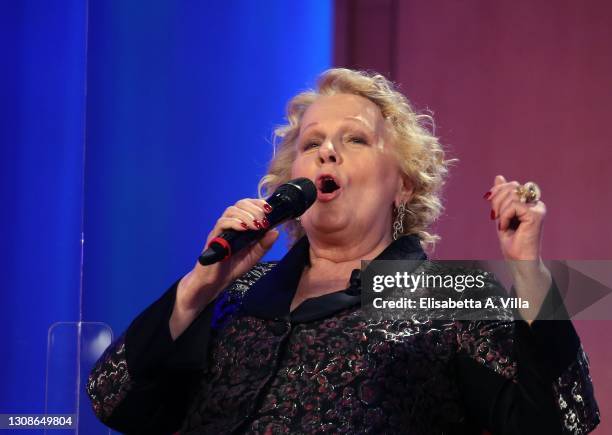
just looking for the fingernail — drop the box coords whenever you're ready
[263,203,272,213]
[483,191,491,200]
[254,220,262,229]
[490,210,495,220]
[262,217,270,228]
[241,222,248,229]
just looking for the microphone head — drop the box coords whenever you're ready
[275,177,317,217]
[199,178,316,266]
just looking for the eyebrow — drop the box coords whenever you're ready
[301,116,373,134]
[301,121,318,132]
[344,116,372,129]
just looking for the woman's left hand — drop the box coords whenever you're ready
[485,174,546,261]
[485,175,551,323]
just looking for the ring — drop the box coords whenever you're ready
[516,181,541,203]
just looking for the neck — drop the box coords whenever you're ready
[306,228,393,269]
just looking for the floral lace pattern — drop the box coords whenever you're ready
[86,334,133,422]
[181,315,290,434]
[87,261,599,434]
[213,262,276,329]
[554,346,601,434]
[180,307,527,434]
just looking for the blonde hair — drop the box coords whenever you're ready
[258,68,455,250]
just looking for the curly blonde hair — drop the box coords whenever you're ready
[258,68,455,250]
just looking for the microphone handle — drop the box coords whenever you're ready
[218,228,267,257]
[198,191,298,265]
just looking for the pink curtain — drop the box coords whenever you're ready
[335,0,612,431]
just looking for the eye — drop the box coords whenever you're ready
[348,135,368,145]
[302,141,320,151]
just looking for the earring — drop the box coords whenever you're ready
[393,202,406,241]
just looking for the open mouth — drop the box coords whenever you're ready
[315,175,342,202]
[318,175,341,194]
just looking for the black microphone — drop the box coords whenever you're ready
[198,177,316,266]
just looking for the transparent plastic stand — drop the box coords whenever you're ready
[45,322,114,434]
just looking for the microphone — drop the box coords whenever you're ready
[198,177,316,266]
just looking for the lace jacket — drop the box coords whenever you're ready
[87,235,600,434]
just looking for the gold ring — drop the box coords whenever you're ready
[516,181,541,203]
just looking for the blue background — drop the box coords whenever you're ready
[1,1,331,432]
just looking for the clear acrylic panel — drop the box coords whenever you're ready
[45,322,113,435]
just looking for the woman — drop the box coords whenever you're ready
[87,69,599,434]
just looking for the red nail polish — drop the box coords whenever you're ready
[263,203,272,213]
[483,191,491,200]
[262,217,270,228]
[241,222,248,229]
[490,210,495,220]
[254,220,262,229]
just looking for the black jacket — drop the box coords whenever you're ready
[87,235,600,434]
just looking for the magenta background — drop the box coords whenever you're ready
[335,0,611,431]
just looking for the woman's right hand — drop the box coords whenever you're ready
[170,198,279,339]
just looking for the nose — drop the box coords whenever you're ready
[318,140,342,165]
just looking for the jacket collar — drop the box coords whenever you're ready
[242,234,427,321]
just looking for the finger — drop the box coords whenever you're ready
[247,229,279,260]
[255,198,273,214]
[495,174,506,185]
[226,205,259,230]
[484,175,510,200]
[218,216,251,232]
[235,199,268,228]
[497,191,518,220]
[232,229,279,264]
[236,198,267,216]
[205,217,249,245]
[258,229,280,251]
[498,200,531,232]
[490,181,520,219]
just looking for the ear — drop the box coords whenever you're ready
[394,174,414,208]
